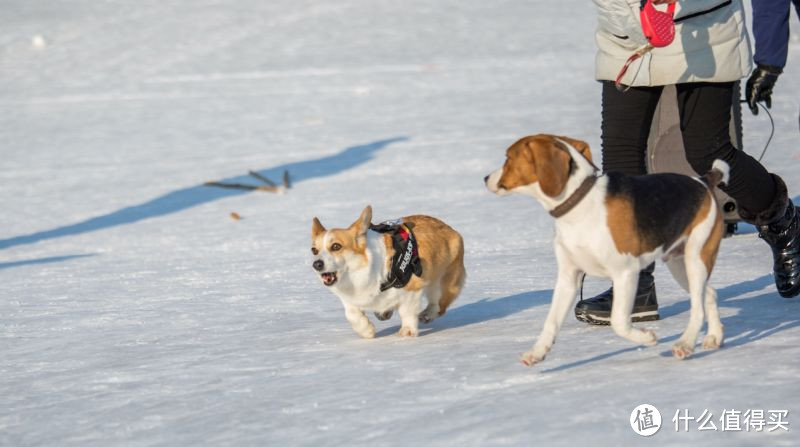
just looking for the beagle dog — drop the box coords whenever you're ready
[485,134,728,366]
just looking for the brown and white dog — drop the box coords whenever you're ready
[311,206,466,338]
[485,134,728,365]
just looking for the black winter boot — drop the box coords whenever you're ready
[574,264,659,325]
[740,175,800,298]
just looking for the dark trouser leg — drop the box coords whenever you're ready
[600,81,663,176]
[575,82,661,324]
[677,82,799,297]
[600,82,660,266]
[676,82,777,213]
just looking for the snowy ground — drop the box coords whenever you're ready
[2,1,800,445]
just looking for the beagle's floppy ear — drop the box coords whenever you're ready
[556,135,596,166]
[349,205,373,235]
[312,217,326,238]
[527,138,572,198]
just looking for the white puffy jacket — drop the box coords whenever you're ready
[594,0,752,86]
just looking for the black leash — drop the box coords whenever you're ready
[740,100,775,163]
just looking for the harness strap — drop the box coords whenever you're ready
[370,221,423,292]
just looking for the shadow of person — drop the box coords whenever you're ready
[0,137,408,250]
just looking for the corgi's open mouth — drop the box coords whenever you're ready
[321,272,338,286]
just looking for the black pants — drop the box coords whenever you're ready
[600,80,776,214]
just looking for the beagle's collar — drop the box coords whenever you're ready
[549,174,598,218]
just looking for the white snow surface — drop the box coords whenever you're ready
[2,1,800,446]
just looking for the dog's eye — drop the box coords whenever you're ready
[330,243,342,252]
[311,247,319,255]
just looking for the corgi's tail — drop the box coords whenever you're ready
[703,159,730,188]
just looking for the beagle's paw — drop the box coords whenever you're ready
[641,329,658,347]
[520,345,550,367]
[672,341,694,360]
[702,334,723,350]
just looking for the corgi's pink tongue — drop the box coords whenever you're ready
[321,272,337,286]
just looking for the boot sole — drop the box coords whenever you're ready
[779,286,799,298]
[575,309,660,326]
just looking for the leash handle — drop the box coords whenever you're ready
[640,0,676,47]
[614,45,653,91]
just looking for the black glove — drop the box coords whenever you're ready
[746,64,782,115]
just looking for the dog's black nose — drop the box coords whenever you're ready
[484,175,490,184]
[313,260,325,272]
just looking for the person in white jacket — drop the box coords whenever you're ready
[575,0,800,325]
[596,0,752,86]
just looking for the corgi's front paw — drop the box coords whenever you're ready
[396,326,418,337]
[418,309,438,324]
[356,324,376,339]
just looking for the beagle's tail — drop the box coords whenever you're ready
[703,159,730,188]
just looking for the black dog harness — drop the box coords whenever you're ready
[370,220,423,292]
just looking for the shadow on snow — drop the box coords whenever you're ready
[0,253,97,270]
[0,137,407,250]
[541,273,798,372]
[376,289,551,337]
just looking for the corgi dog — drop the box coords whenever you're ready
[311,206,466,338]
[485,134,728,365]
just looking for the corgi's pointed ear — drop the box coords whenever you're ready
[312,217,326,238]
[350,205,372,235]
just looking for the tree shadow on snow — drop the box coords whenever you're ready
[0,253,97,270]
[0,137,407,250]
[541,273,799,372]
[375,289,551,337]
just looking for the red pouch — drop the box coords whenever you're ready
[640,0,676,47]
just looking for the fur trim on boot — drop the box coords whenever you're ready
[739,174,789,225]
